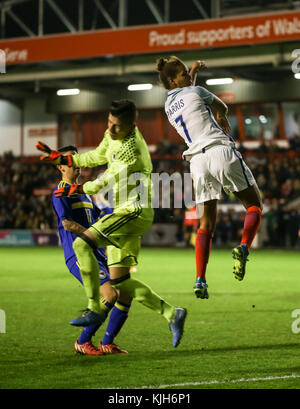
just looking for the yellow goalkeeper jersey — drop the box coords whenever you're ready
[72,127,153,208]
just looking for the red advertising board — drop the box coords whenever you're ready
[1,10,300,65]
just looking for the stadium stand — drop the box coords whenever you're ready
[0,0,299,249]
[1,144,299,248]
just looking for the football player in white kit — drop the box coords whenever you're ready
[156,56,263,299]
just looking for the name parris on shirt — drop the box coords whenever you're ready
[166,98,184,117]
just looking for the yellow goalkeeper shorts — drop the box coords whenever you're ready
[89,202,154,267]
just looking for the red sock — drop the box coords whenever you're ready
[240,206,262,250]
[195,229,213,281]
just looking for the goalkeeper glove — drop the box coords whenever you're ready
[36,141,73,166]
[54,184,84,197]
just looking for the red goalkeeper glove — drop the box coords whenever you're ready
[36,141,73,166]
[54,184,84,197]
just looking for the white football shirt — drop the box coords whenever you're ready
[165,85,235,158]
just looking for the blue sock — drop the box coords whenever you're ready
[77,297,113,344]
[78,324,101,345]
[102,301,131,345]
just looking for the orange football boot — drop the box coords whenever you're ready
[98,342,128,354]
[74,340,105,356]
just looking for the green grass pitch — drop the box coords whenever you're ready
[0,246,299,389]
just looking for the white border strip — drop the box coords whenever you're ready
[136,374,300,389]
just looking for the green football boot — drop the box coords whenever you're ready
[232,244,249,281]
[193,277,209,299]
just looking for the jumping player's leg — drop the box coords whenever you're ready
[234,183,263,249]
[232,184,263,281]
[189,151,223,299]
[200,144,262,282]
[194,200,216,299]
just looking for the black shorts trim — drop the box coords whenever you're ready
[110,273,131,286]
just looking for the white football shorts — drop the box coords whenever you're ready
[189,144,256,204]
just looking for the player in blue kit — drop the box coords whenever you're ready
[52,145,129,355]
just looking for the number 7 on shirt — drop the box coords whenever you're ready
[175,115,192,143]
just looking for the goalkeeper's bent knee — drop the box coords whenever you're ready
[73,235,99,275]
[111,273,174,320]
[111,274,153,301]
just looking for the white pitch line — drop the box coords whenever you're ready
[136,374,300,389]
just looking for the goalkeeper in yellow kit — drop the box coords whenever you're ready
[36,100,187,347]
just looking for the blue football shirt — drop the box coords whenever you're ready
[52,181,109,266]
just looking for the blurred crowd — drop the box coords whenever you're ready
[152,144,300,248]
[0,157,57,230]
[0,146,299,248]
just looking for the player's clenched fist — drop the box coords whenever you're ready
[190,60,207,73]
[189,60,207,85]
[36,141,73,166]
[54,184,84,197]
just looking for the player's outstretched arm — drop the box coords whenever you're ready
[189,60,207,85]
[36,141,73,166]
[72,134,109,169]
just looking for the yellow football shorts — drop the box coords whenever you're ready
[87,202,154,267]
